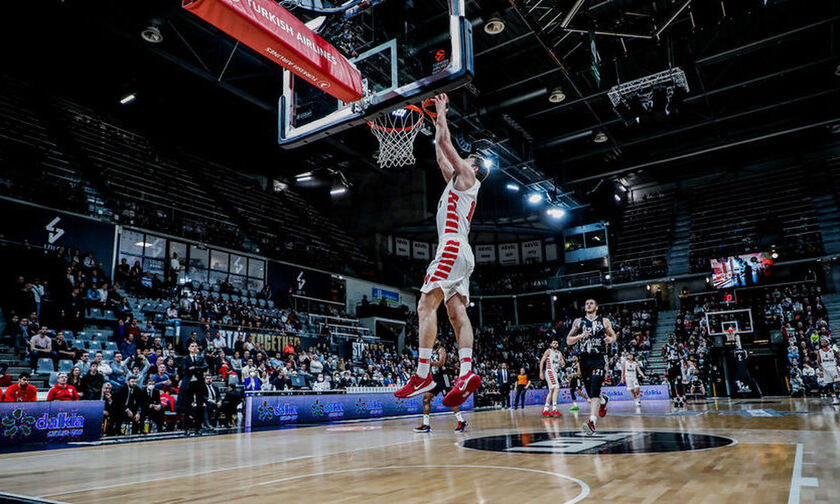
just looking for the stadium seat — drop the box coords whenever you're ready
[85,341,103,350]
[232,294,240,302]
[88,308,102,318]
[49,372,59,387]
[221,293,230,301]
[72,340,86,350]
[104,341,118,351]
[92,332,105,341]
[267,300,275,309]
[37,358,55,374]
[76,332,91,340]
[63,330,74,339]
[103,309,116,319]
[57,359,74,373]
[258,299,266,307]
[102,350,115,361]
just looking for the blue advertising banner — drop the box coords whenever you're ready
[245,392,474,430]
[0,400,104,448]
[510,385,670,407]
[0,198,116,277]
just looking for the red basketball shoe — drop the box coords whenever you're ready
[550,410,561,417]
[598,395,609,418]
[582,419,596,436]
[541,410,551,417]
[442,371,481,407]
[394,373,435,399]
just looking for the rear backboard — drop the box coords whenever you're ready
[278,0,474,147]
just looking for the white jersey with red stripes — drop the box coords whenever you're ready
[547,349,563,372]
[420,176,480,304]
[435,176,480,242]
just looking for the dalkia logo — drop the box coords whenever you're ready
[460,431,735,455]
[257,402,298,423]
[2,409,85,439]
[326,402,344,419]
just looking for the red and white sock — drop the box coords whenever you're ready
[458,348,473,377]
[417,348,432,378]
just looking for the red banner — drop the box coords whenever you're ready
[183,0,364,103]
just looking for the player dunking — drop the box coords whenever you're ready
[566,299,617,435]
[622,352,646,407]
[413,340,468,432]
[817,337,840,405]
[395,93,490,407]
[539,339,565,417]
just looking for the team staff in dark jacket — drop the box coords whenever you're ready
[113,375,145,435]
[178,341,207,435]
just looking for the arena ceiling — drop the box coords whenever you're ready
[4,0,840,227]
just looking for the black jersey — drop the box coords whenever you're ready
[578,316,607,357]
[734,348,748,364]
[664,344,682,367]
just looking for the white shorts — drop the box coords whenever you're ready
[420,238,474,305]
[626,377,639,391]
[545,367,560,390]
[823,366,840,384]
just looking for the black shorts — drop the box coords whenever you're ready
[429,373,448,396]
[667,365,682,383]
[579,356,606,398]
[569,377,582,392]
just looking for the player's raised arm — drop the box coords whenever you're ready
[433,94,475,186]
[603,318,617,344]
[566,318,584,346]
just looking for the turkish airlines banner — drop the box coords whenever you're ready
[475,245,496,264]
[183,0,364,102]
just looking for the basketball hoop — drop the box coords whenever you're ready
[725,328,737,345]
[367,105,425,168]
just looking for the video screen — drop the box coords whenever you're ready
[710,252,773,288]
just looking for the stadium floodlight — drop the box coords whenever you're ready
[296,171,312,179]
[482,157,493,169]
[506,183,520,191]
[120,93,136,105]
[330,187,347,196]
[296,176,313,182]
[546,208,565,219]
[527,193,543,204]
[771,252,779,259]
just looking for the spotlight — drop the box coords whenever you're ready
[296,171,312,179]
[646,284,651,291]
[549,87,566,103]
[546,208,565,219]
[771,252,779,259]
[141,26,163,44]
[527,193,543,204]
[614,193,622,202]
[484,17,506,35]
[605,274,611,280]
[593,131,609,143]
[330,187,347,196]
[506,183,520,192]
[119,93,136,105]
[469,301,476,307]
[551,295,558,301]
[296,176,313,182]
[482,157,493,169]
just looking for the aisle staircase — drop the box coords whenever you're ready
[667,200,691,276]
[822,293,840,340]
[646,309,677,376]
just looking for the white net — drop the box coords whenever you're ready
[368,105,425,168]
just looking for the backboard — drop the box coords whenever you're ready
[278,0,474,147]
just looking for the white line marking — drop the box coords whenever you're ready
[257,464,590,504]
[38,439,423,498]
[788,443,819,504]
[0,492,71,504]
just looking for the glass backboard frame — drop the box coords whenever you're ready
[278,0,474,148]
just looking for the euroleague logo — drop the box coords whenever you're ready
[434,49,447,62]
[460,431,734,455]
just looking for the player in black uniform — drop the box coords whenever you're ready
[413,340,467,433]
[732,334,761,398]
[662,335,687,407]
[566,355,588,412]
[566,299,617,435]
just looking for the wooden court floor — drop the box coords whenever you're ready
[1,398,838,503]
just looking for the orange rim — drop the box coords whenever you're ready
[367,105,425,132]
[422,98,437,119]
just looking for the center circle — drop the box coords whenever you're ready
[459,430,735,455]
